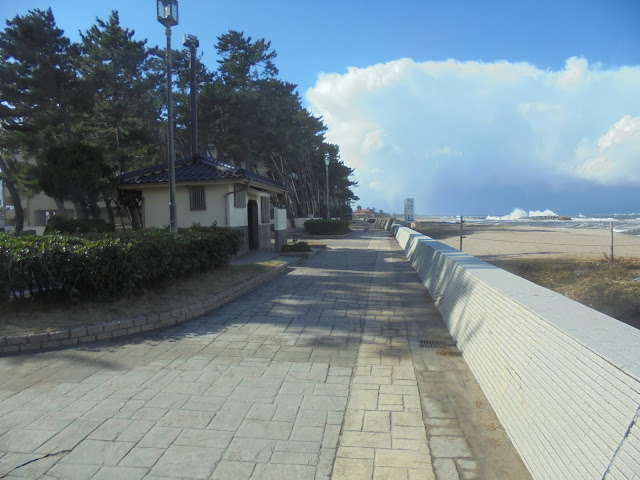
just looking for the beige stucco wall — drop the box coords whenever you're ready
[4,192,76,230]
[225,187,273,228]
[227,185,247,228]
[143,184,229,229]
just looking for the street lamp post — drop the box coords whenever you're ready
[183,34,199,157]
[157,0,179,233]
[324,154,330,219]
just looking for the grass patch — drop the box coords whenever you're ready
[489,257,640,330]
[0,260,285,337]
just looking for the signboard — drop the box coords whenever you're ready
[404,198,414,222]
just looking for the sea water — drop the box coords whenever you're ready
[416,208,640,236]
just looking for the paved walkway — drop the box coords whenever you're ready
[0,231,530,479]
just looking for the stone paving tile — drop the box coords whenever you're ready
[148,445,224,478]
[58,439,134,466]
[2,454,61,478]
[118,446,165,468]
[210,460,256,479]
[0,230,528,479]
[332,234,436,480]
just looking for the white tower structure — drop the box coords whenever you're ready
[404,198,414,223]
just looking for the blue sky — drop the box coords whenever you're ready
[2,1,640,215]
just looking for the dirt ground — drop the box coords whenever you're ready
[414,221,640,330]
[0,261,284,337]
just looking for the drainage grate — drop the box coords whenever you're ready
[418,340,449,349]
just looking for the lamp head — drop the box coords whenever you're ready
[183,34,199,48]
[324,154,330,167]
[157,0,178,27]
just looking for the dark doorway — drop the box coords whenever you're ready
[247,200,259,250]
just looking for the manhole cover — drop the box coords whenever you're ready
[418,340,449,349]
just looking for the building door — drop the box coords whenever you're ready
[247,200,259,249]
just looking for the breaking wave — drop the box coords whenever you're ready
[486,208,558,221]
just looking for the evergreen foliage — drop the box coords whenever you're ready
[37,142,115,219]
[0,9,358,232]
[0,225,244,303]
[44,216,115,235]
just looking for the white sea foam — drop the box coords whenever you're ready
[486,208,557,221]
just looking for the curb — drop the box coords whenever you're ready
[0,261,294,357]
[278,248,319,259]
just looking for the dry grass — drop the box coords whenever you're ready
[0,260,285,337]
[489,257,640,330]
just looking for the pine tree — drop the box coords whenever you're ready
[0,8,81,231]
[78,11,162,224]
[79,11,160,174]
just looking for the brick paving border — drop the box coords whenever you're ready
[0,260,294,356]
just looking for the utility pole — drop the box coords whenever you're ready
[183,34,199,157]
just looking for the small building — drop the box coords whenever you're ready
[120,155,286,254]
[353,209,373,218]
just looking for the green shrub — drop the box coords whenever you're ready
[304,219,350,235]
[281,241,311,252]
[0,225,244,304]
[45,215,115,234]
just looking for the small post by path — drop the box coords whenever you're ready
[460,215,464,251]
[610,221,614,266]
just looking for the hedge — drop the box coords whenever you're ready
[0,225,244,303]
[45,216,115,234]
[281,241,311,252]
[303,219,351,235]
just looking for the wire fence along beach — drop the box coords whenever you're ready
[411,218,640,261]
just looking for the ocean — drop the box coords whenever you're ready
[416,208,640,236]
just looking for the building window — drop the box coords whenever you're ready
[234,186,246,208]
[189,186,206,211]
[261,196,270,223]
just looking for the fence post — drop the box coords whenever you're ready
[460,215,464,251]
[610,221,614,266]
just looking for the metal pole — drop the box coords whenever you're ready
[188,41,198,156]
[460,215,463,251]
[325,163,330,219]
[610,221,614,265]
[166,26,177,233]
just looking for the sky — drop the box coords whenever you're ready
[2,0,640,215]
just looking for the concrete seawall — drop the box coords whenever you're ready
[393,225,640,479]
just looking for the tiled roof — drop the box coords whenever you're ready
[120,156,285,191]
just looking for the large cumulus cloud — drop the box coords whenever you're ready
[306,57,640,214]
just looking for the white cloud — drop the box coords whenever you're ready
[578,115,640,184]
[361,129,385,154]
[556,57,589,88]
[426,146,462,158]
[306,57,640,214]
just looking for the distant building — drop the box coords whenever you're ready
[353,208,373,218]
[404,198,414,222]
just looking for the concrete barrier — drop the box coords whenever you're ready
[393,225,640,480]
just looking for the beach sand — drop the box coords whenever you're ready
[412,221,640,261]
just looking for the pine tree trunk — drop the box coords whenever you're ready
[103,194,116,225]
[128,204,141,230]
[0,154,24,233]
[54,199,69,217]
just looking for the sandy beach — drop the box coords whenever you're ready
[412,221,640,261]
